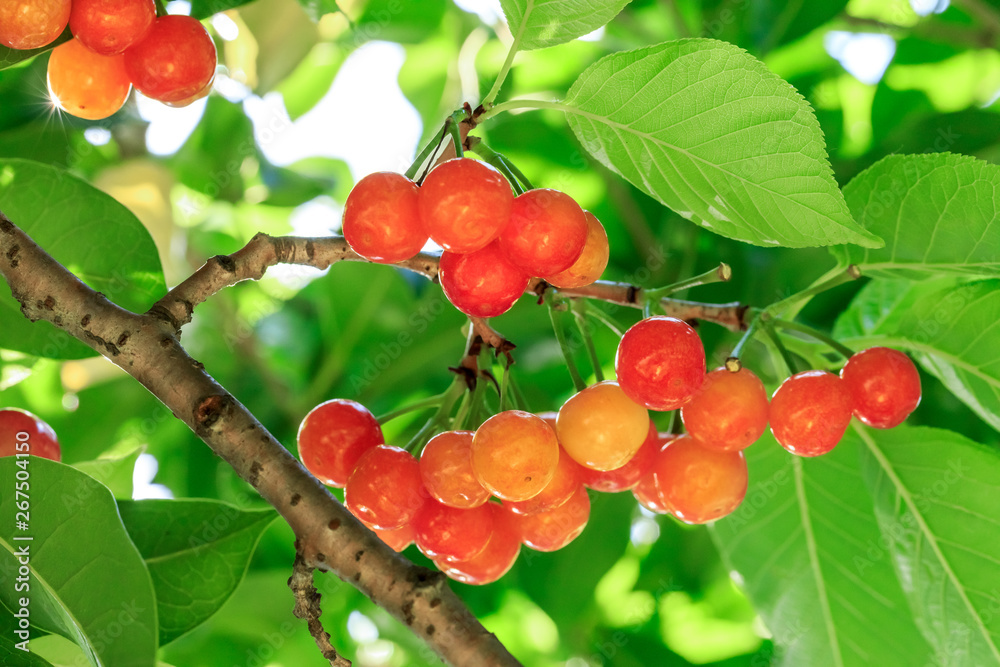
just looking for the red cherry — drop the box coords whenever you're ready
[418,158,513,254]
[499,189,588,276]
[296,399,383,488]
[344,446,425,530]
[840,347,921,428]
[372,522,415,552]
[471,410,559,502]
[681,367,769,451]
[580,420,658,493]
[543,211,610,289]
[124,15,216,104]
[414,500,494,561]
[505,445,582,515]
[437,503,520,585]
[342,171,426,264]
[419,430,490,508]
[649,435,747,524]
[438,241,530,318]
[69,0,155,55]
[511,485,590,552]
[770,371,853,457]
[615,316,706,411]
[0,0,70,50]
[0,408,61,461]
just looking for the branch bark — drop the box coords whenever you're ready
[0,213,521,667]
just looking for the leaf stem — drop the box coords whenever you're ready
[571,300,604,382]
[547,293,587,392]
[447,112,465,159]
[482,18,526,108]
[771,318,855,359]
[766,264,861,318]
[645,263,731,303]
[469,139,531,194]
[479,98,575,121]
[761,316,798,376]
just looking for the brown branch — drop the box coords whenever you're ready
[0,213,521,667]
[290,552,352,667]
[150,233,749,335]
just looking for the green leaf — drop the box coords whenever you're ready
[0,458,158,667]
[711,431,932,665]
[833,154,1000,278]
[0,636,54,666]
[117,499,278,645]
[854,425,1000,663]
[0,159,167,359]
[71,448,144,500]
[836,278,1000,431]
[189,0,256,19]
[498,0,632,51]
[562,39,882,249]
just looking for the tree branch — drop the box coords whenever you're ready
[0,213,521,667]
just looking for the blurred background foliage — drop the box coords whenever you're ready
[1,0,999,664]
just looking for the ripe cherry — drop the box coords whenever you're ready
[505,445,582,515]
[616,316,706,411]
[500,189,588,276]
[543,211,609,289]
[579,419,658,493]
[0,0,70,50]
[770,370,853,457]
[840,347,921,428]
[0,408,61,461]
[649,435,747,524]
[342,171,426,264]
[437,503,520,585]
[48,38,131,120]
[69,0,155,55]
[471,410,559,502]
[681,367,769,451]
[124,15,216,105]
[512,485,590,552]
[345,446,425,530]
[633,434,675,513]
[372,522,414,552]
[414,499,493,561]
[418,158,513,254]
[556,381,649,471]
[297,399,384,488]
[438,240,530,318]
[420,430,490,508]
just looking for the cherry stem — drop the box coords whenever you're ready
[765,264,862,317]
[761,315,798,376]
[584,305,625,338]
[770,317,855,360]
[468,139,531,194]
[401,376,467,455]
[727,307,764,366]
[447,111,465,159]
[546,293,587,393]
[571,300,604,382]
[404,123,450,181]
[645,263,732,303]
[375,393,448,425]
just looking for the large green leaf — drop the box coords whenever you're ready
[854,425,1000,663]
[836,278,1000,432]
[711,431,932,665]
[498,0,632,51]
[832,154,1000,279]
[562,40,882,249]
[0,636,53,666]
[0,159,166,359]
[117,500,278,645]
[0,458,158,666]
[71,449,143,500]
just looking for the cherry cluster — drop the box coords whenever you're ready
[0,0,216,120]
[341,157,611,317]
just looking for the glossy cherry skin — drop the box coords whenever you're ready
[543,211,610,289]
[297,399,384,488]
[0,0,70,50]
[342,171,426,263]
[418,158,513,254]
[840,347,921,428]
[649,435,747,524]
[615,316,706,411]
[0,409,61,461]
[437,503,520,585]
[505,445,582,515]
[372,522,415,552]
[48,38,131,120]
[579,419,658,493]
[124,15,216,104]
[770,370,853,457]
[500,188,588,277]
[438,241,530,318]
[556,381,649,471]
[420,430,490,508]
[472,410,559,501]
[681,367,769,451]
[511,485,590,552]
[69,0,155,55]
[344,446,426,530]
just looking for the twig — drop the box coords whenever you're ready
[290,552,352,667]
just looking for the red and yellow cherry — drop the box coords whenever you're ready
[297,398,384,488]
[0,408,61,461]
[511,485,590,552]
[543,211,609,289]
[770,370,853,457]
[579,419,658,493]
[0,0,70,50]
[69,0,155,55]
[418,158,513,254]
[124,15,216,105]
[556,381,649,471]
[48,38,131,120]
[420,430,490,508]
[439,240,530,318]
[616,316,706,411]
[681,367,769,451]
[437,503,520,585]
[414,499,494,562]
[648,435,747,524]
[505,445,582,515]
[471,410,559,502]
[372,522,415,553]
[342,171,426,264]
[344,446,425,530]
[500,189,587,276]
[840,347,921,428]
